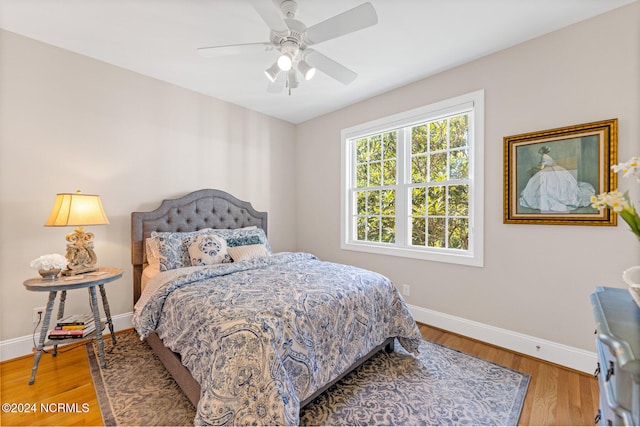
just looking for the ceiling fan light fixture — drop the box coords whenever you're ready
[264,62,280,82]
[277,53,293,71]
[297,60,316,80]
[288,69,299,89]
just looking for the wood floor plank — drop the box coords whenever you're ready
[1,324,599,426]
[530,361,559,425]
[555,367,571,425]
[581,373,599,425]
[512,352,539,425]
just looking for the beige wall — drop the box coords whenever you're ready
[0,30,297,341]
[295,2,640,352]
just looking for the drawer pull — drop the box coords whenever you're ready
[605,361,614,381]
[594,409,601,424]
[593,362,600,378]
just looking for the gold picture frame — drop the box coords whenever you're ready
[504,119,617,225]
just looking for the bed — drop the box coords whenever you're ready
[131,189,422,425]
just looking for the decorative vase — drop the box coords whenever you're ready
[38,268,61,281]
[622,266,640,309]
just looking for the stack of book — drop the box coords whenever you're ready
[48,313,96,340]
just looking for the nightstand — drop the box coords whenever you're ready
[23,267,123,385]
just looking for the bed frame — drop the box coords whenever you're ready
[131,189,393,409]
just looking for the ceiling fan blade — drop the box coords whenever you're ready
[248,0,288,35]
[303,2,378,45]
[197,42,272,57]
[305,50,357,85]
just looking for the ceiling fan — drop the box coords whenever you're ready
[198,0,378,94]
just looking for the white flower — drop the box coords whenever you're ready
[611,156,640,182]
[595,156,640,239]
[30,254,67,270]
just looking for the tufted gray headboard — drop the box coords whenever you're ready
[131,189,267,303]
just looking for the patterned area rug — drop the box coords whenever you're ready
[87,330,529,426]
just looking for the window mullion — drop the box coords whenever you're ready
[350,141,358,243]
[395,128,408,247]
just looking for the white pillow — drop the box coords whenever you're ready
[227,244,270,262]
[145,238,160,269]
[141,265,160,292]
[189,234,230,266]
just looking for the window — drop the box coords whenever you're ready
[341,90,484,266]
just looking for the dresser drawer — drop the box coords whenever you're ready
[596,340,633,425]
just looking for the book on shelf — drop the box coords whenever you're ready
[47,313,97,340]
[55,323,90,330]
[48,322,96,339]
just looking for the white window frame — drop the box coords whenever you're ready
[340,90,484,267]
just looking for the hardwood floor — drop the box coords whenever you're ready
[0,341,103,426]
[1,325,599,426]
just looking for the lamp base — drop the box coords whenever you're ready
[64,226,99,275]
[62,267,98,276]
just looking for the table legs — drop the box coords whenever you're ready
[28,284,116,383]
[88,286,106,369]
[99,284,116,346]
[29,291,57,385]
[52,290,66,357]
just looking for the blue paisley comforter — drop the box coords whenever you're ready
[133,252,422,426]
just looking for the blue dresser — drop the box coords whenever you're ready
[590,287,640,426]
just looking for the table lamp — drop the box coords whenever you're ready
[44,190,110,275]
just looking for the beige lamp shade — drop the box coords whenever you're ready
[44,191,109,275]
[44,191,110,227]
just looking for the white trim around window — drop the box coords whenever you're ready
[340,90,484,267]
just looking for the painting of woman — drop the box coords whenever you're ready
[519,146,595,212]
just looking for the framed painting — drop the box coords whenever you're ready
[503,119,617,225]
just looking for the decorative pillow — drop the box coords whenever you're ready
[189,234,230,266]
[211,228,272,254]
[150,228,214,271]
[227,244,270,262]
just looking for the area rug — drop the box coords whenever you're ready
[87,330,529,426]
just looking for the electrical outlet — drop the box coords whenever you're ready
[402,284,410,296]
[33,307,45,324]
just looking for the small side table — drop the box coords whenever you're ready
[23,267,123,385]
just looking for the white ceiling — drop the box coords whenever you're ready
[0,0,635,124]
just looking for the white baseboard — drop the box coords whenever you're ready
[408,304,597,374]
[0,312,133,362]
